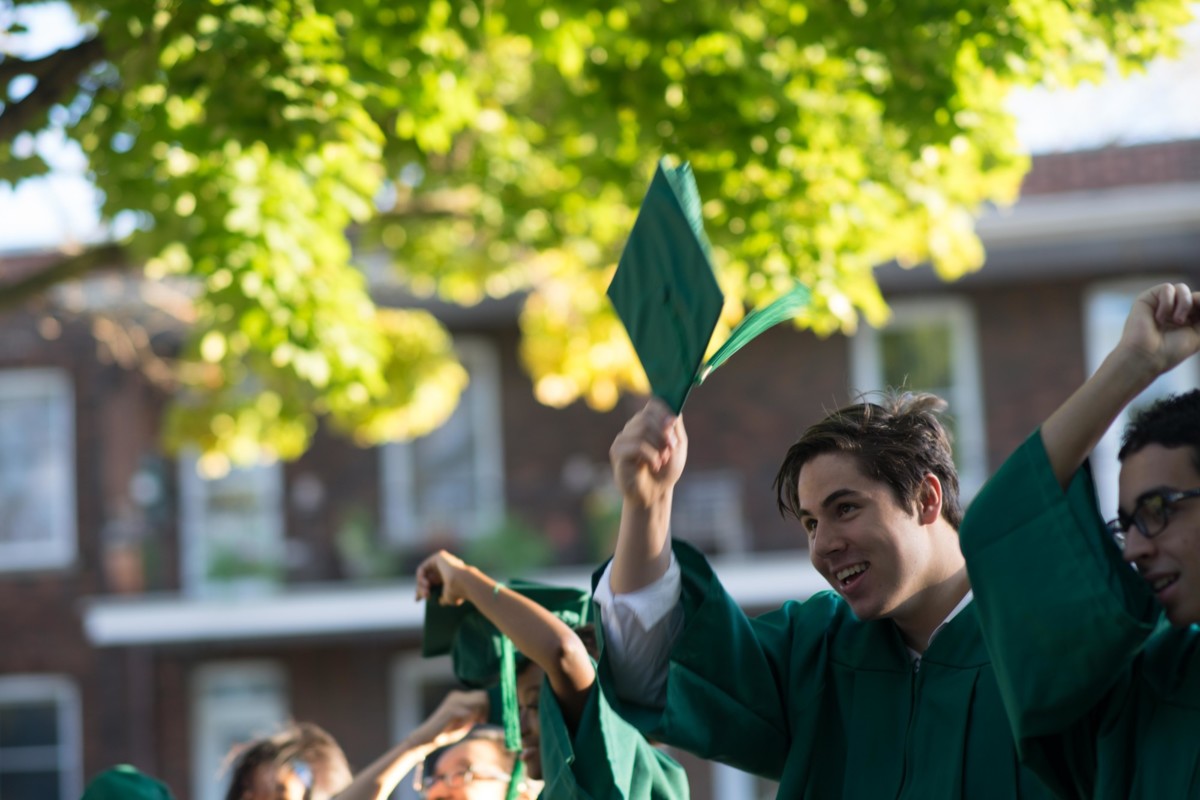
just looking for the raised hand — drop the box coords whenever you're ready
[1042,283,1200,489]
[609,398,688,510]
[415,550,472,606]
[417,690,490,750]
[1119,282,1200,378]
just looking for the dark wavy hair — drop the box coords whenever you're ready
[1119,389,1200,470]
[773,391,963,529]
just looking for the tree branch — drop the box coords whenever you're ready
[0,243,129,312]
[0,36,105,144]
[89,313,180,390]
[382,186,481,220]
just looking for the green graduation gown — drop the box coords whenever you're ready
[962,430,1200,800]
[595,540,1055,799]
[538,673,690,799]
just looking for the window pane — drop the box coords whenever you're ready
[0,770,61,800]
[0,702,58,748]
[875,321,970,474]
[414,403,478,518]
[382,340,502,546]
[193,665,288,800]
[187,461,283,588]
[0,396,64,545]
[879,324,952,390]
[411,353,487,536]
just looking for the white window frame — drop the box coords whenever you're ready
[191,661,289,800]
[1084,277,1200,517]
[670,469,747,554]
[389,653,457,800]
[0,674,83,800]
[0,368,76,571]
[178,455,285,596]
[381,338,504,547]
[850,297,988,498]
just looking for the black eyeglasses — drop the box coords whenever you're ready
[415,765,512,797]
[1105,487,1200,549]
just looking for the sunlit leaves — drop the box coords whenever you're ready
[519,254,648,411]
[5,0,1191,463]
[328,307,468,444]
[371,0,1186,409]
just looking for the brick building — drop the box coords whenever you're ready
[1,138,1199,800]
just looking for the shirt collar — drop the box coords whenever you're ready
[907,589,974,664]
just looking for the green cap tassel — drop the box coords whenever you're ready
[506,757,526,800]
[499,633,525,800]
[696,283,811,385]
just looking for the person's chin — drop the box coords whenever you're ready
[522,750,542,782]
[840,580,885,621]
[1163,595,1200,627]
[854,605,885,623]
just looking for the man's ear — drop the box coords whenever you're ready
[915,473,943,525]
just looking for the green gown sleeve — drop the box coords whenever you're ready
[595,539,840,780]
[961,429,1160,795]
[537,674,690,800]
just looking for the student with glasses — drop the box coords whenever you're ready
[961,282,1200,798]
[413,727,534,800]
[335,547,688,800]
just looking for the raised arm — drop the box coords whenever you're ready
[960,283,1200,797]
[1042,282,1200,488]
[335,690,487,800]
[416,551,594,728]
[608,399,687,592]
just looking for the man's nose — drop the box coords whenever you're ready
[812,525,846,559]
[1121,527,1157,565]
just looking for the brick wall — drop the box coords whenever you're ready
[1022,138,1200,195]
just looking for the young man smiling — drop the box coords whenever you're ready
[594,393,1056,798]
[962,282,1200,798]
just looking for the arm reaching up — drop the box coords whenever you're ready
[416,551,595,729]
[334,690,488,800]
[590,398,690,708]
[608,399,687,592]
[1042,282,1200,488]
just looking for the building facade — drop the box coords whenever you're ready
[1,138,1199,800]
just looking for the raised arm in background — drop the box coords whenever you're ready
[416,551,594,728]
[334,690,487,800]
[1042,282,1200,488]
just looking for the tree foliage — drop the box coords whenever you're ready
[0,0,1190,469]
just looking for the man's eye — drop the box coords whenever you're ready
[1142,495,1168,521]
[802,518,817,534]
[837,503,857,516]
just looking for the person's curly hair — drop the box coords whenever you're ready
[1119,389,1200,470]
[773,391,963,529]
[224,721,350,800]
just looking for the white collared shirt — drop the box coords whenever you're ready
[909,589,974,670]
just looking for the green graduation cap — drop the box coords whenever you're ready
[423,580,593,800]
[81,765,175,800]
[608,158,811,414]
